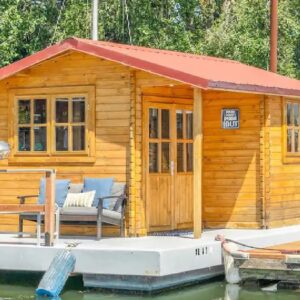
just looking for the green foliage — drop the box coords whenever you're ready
[0,0,299,79]
[203,0,270,69]
[203,0,300,78]
[0,0,58,66]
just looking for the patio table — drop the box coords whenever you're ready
[0,204,44,245]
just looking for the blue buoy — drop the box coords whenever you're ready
[36,249,76,297]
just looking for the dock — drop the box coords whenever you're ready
[221,228,300,290]
[2,225,300,292]
[234,241,300,286]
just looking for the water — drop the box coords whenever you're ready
[0,276,299,300]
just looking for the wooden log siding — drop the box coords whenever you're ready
[0,49,294,234]
[0,52,130,235]
[0,51,178,235]
[266,96,300,228]
[202,91,262,229]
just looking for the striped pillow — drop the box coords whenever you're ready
[63,191,96,208]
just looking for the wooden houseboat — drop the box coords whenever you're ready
[0,37,300,238]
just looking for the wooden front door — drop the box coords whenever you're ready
[144,100,193,232]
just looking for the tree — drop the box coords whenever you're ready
[0,0,59,67]
[202,0,300,78]
[0,0,299,79]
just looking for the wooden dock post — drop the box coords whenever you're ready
[45,170,56,246]
[193,88,203,239]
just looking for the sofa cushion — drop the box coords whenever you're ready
[83,178,114,208]
[60,207,98,216]
[60,207,121,220]
[38,179,70,207]
[111,183,126,197]
[69,183,83,194]
[108,183,126,211]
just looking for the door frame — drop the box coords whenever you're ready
[142,95,193,232]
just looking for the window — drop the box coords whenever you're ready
[10,86,95,163]
[176,110,193,173]
[54,97,86,152]
[17,98,48,152]
[285,100,300,154]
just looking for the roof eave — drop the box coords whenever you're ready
[208,81,300,97]
[0,41,73,81]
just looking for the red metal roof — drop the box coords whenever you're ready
[1,37,300,96]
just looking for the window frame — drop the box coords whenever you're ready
[16,96,50,154]
[283,98,300,164]
[52,94,88,155]
[8,86,95,165]
[175,109,193,173]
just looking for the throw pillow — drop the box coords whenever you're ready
[83,177,114,208]
[63,191,96,208]
[38,179,71,207]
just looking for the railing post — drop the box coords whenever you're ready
[45,170,56,246]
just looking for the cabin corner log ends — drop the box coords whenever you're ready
[0,168,56,246]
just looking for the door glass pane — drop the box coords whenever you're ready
[295,129,299,152]
[72,98,85,123]
[56,126,68,151]
[177,143,184,172]
[161,109,170,139]
[34,99,47,124]
[34,127,47,151]
[18,127,31,151]
[287,128,292,152]
[73,126,85,151]
[287,103,293,126]
[187,143,193,172]
[186,111,193,139]
[56,99,69,123]
[161,143,170,173]
[149,108,158,138]
[18,100,31,124]
[176,110,183,139]
[149,143,158,173]
[294,103,299,126]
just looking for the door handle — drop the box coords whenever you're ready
[171,160,175,176]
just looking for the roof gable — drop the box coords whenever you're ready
[0,37,300,97]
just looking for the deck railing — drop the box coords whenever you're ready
[0,168,56,246]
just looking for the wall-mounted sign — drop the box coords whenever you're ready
[221,109,240,129]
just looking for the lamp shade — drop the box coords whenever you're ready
[0,141,10,160]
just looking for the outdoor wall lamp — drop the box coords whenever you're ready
[0,141,10,160]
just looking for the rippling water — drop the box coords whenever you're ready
[0,276,299,300]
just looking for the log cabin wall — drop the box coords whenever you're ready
[136,87,263,231]
[130,73,178,236]
[265,95,300,228]
[0,49,289,234]
[202,91,262,229]
[0,51,177,236]
[0,51,131,235]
